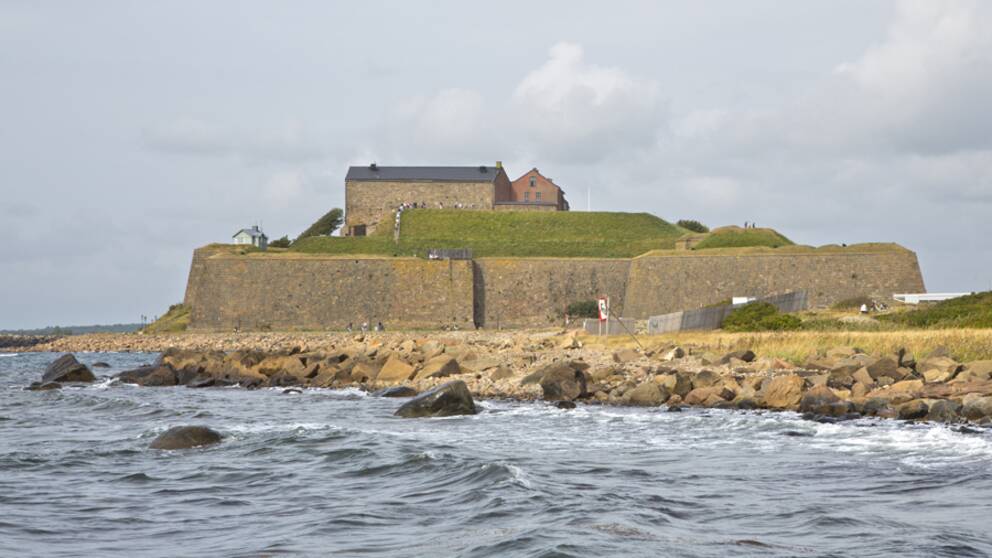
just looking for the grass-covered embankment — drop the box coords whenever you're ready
[143,304,190,333]
[879,292,991,329]
[294,210,691,258]
[692,226,793,250]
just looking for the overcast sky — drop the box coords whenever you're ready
[2,1,991,328]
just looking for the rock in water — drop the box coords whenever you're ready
[626,382,667,406]
[118,365,177,387]
[373,386,418,398]
[799,385,850,417]
[149,426,223,450]
[394,380,477,418]
[760,375,804,409]
[26,381,62,391]
[42,354,95,383]
[539,364,588,401]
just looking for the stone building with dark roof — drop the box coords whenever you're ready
[344,163,514,235]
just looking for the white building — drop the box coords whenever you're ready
[232,225,268,249]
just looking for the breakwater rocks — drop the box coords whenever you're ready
[0,334,59,350]
[33,331,992,425]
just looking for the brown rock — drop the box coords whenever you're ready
[691,370,722,389]
[851,382,870,399]
[150,426,222,450]
[490,366,514,381]
[377,356,416,384]
[962,396,992,421]
[350,362,380,383]
[118,365,177,387]
[799,385,850,417]
[866,357,900,380]
[685,386,733,406]
[890,379,924,394]
[394,380,477,418]
[42,354,95,383]
[613,348,640,364]
[927,399,962,422]
[625,382,668,406]
[539,365,589,401]
[955,361,992,383]
[760,375,805,409]
[417,355,461,379]
[255,355,306,378]
[898,400,929,421]
[720,350,756,364]
[918,356,962,379]
[852,367,875,387]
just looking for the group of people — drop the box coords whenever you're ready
[742,221,759,228]
[346,322,384,333]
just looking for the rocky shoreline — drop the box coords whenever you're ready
[23,330,992,425]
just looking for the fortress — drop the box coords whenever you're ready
[182,165,926,331]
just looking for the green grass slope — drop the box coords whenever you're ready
[294,210,690,258]
[143,303,190,333]
[879,292,992,329]
[693,226,793,250]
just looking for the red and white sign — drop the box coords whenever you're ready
[597,297,609,322]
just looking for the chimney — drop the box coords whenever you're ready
[495,161,502,169]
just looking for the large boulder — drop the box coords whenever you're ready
[684,386,733,406]
[865,357,900,381]
[149,426,223,450]
[962,396,992,421]
[926,399,962,422]
[377,356,416,384]
[955,361,992,383]
[394,380,478,418]
[42,354,95,383]
[255,355,307,378]
[656,372,692,398]
[691,370,722,390]
[799,385,850,417]
[918,356,962,382]
[118,365,178,387]
[760,375,805,409]
[373,386,418,398]
[539,364,589,401]
[898,400,929,421]
[416,355,461,379]
[625,382,668,407]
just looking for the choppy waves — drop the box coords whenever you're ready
[1,352,991,557]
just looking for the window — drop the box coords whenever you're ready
[529,176,536,187]
[536,191,542,200]
[524,191,530,201]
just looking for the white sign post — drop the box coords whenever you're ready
[597,296,609,337]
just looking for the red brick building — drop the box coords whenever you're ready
[506,168,570,211]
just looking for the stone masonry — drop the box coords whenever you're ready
[184,245,926,331]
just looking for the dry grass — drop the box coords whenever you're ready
[580,329,992,364]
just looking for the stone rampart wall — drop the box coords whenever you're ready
[184,251,474,331]
[623,249,926,318]
[183,247,926,330]
[472,258,631,328]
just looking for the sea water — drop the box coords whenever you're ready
[2,352,991,557]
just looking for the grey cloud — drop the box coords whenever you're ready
[141,118,328,163]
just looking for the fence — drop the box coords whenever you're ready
[582,318,637,336]
[426,248,473,260]
[647,291,808,334]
